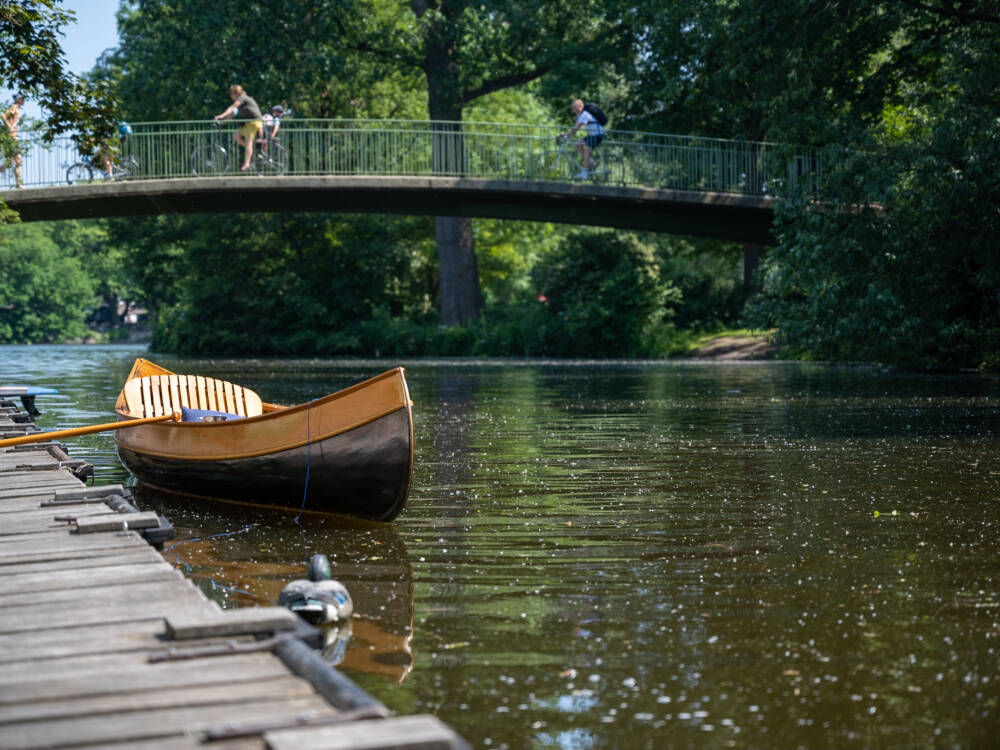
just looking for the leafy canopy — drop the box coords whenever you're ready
[0,0,119,152]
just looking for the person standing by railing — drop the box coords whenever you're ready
[562,98,604,180]
[1,93,26,188]
[213,85,263,172]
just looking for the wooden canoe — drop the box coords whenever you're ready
[113,358,414,521]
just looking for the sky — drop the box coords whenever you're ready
[2,0,122,123]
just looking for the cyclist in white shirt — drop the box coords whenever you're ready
[562,98,604,179]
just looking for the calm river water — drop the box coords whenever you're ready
[2,345,998,749]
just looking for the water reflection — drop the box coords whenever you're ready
[2,346,999,749]
[133,486,414,682]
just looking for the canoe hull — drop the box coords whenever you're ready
[114,361,414,522]
[117,406,411,521]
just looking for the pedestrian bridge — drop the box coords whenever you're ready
[0,119,830,243]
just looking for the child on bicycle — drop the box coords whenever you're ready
[265,106,285,140]
[260,105,285,153]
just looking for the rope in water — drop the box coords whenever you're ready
[294,398,314,523]
[163,524,262,599]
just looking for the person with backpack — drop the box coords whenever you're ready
[562,99,606,179]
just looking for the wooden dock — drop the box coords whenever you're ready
[0,394,469,750]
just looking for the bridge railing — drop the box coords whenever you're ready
[2,119,830,197]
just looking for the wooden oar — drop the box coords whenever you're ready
[0,412,181,449]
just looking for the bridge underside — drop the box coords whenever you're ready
[1,176,775,244]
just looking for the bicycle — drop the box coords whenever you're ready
[535,133,606,182]
[249,131,288,175]
[189,121,231,176]
[66,153,140,185]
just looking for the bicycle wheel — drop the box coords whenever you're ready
[119,155,141,180]
[260,143,288,175]
[66,163,95,185]
[535,151,570,180]
[586,149,607,183]
[190,143,228,176]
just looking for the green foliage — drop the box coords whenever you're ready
[474,218,566,306]
[139,213,433,355]
[50,220,135,307]
[0,1,119,162]
[624,0,900,144]
[747,5,1000,370]
[5,0,990,371]
[0,224,97,342]
[105,0,425,120]
[648,235,745,331]
[531,230,680,357]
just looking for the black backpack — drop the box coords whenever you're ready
[583,102,608,126]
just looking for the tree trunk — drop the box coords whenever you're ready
[742,110,766,292]
[743,242,763,290]
[436,215,482,324]
[417,0,482,326]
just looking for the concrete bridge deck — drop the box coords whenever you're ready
[1,175,777,243]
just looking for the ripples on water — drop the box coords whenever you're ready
[2,346,998,749]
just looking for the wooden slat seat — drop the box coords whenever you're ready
[121,375,263,419]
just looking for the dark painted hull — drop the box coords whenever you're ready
[114,360,414,522]
[117,407,412,521]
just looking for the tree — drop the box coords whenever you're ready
[0,224,97,342]
[0,0,119,173]
[107,0,635,327]
[623,1,904,283]
[107,211,432,355]
[746,2,1000,370]
[333,0,633,324]
[106,0,413,120]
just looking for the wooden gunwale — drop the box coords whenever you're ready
[115,363,413,463]
[117,402,409,462]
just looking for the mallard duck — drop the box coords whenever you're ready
[279,553,354,625]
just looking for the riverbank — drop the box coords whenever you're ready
[687,332,779,360]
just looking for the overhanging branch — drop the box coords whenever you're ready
[897,0,1000,25]
[462,21,630,105]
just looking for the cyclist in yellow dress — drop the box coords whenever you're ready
[214,85,264,171]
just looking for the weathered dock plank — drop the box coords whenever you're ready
[267,714,470,750]
[0,696,338,750]
[0,593,219,632]
[0,533,146,561]
[0,576,217,610]
[0,402,470,750]
[0,653,292,704]
[0,621,225,668]
[0,675,325,724]
[0,558,181,594]
[0,547,159,575]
